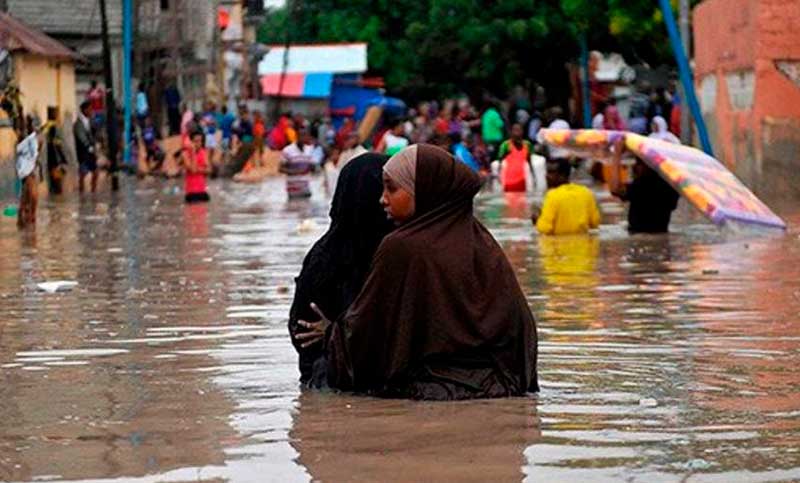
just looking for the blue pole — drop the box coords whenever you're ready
[122,0,132,167]
[659,0,713,156]
[579,32,592,129]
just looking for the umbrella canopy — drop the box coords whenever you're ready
[538,128,786,230]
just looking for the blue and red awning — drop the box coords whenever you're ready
[260,72,334,98]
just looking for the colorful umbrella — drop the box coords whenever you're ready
[538,129,787,230]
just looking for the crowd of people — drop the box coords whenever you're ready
[24,76,684,232]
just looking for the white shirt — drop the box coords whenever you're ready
[338,145,367,168]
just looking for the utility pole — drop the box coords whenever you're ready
[99,0,119,191]
[273,0,297,121]
[659,0,713,156]
[122,0,132,169]
[679,0,692,144]
[579,32,592,129]
[172,0,184,97]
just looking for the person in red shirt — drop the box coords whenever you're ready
[253,110,266,155]
[87,80,105,129]
[434,108,449,137]
[335,117,355,149]
[602,98,626,131]
[182,131,211,203]
[497,123,533,192]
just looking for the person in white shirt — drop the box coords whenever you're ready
[280,129,317,199]
[338,131,367,168]
[326,131,367,195]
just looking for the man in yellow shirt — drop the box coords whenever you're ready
[532,159,601,235]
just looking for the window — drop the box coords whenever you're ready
[160,0,169,11]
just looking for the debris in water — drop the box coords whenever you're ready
[277,286,290,294]
[683,458,712,470]
[702,269,719,275]
[3,205,18,217]
[296,219,318,233]
[36,281,78,293]
[639,398,658,407]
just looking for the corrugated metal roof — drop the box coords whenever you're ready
[6,0,122,36]
[258,43,367,76]
[0,13,82,61]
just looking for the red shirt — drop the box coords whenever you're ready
[88,87,105,114]
[184,147,208,195]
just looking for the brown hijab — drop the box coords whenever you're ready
[327,144,538,400]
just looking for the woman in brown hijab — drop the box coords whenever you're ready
[301,144,538,400]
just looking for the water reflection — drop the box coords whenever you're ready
[290,392,540,482]
[0,177,799,482]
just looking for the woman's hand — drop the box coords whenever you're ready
[296,303,331,348]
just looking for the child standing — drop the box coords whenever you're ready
[183,131,211,203]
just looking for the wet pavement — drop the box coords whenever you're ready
[1,176,799,482]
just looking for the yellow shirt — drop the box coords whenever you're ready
[536,183,601,235]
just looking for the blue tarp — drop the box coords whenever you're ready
[329,81,406,129]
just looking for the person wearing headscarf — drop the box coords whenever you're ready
[649,116,680,144]
[289,153,394,387]
[302,144,539,400]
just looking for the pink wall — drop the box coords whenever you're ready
[693,0,800,204]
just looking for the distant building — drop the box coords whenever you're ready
[136,0,219,117]
[5,0,122,98]
[0,13,81,122]
[694,0,800,201]
[0,12,82,200]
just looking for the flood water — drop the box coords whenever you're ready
[1,176,799,482]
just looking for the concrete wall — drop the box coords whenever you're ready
[694,0,800,206]
[15,55,77,126]
[0,109,19,204]
[15,54,78,167]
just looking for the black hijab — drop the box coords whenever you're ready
[289,153,393,383]
[328,144,538,400]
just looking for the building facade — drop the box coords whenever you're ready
[136,0,219,119]
[694,0,800,205]
[0,12,81,202]
[5,0,122,99]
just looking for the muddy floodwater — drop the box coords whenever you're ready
[1,176,799,483]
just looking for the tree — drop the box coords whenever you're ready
[257,0,699,104]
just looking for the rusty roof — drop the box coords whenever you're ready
[0,13,82,61]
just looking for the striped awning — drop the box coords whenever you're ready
[260,72,333,98]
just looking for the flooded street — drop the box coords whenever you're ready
[1,176,800,482]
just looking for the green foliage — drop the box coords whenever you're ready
[256,0,701,102]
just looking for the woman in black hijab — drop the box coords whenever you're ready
[289,153,393,386]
